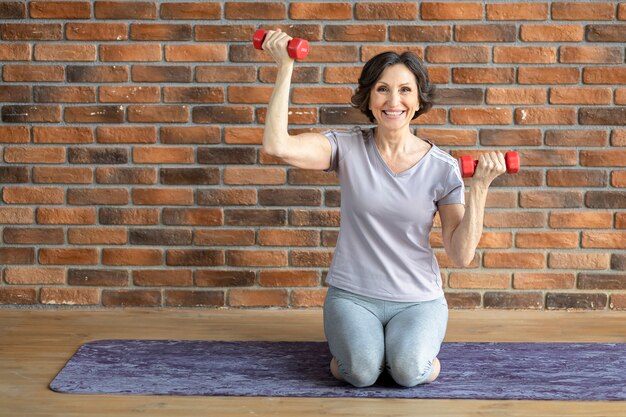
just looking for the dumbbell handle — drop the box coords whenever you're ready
[458,151,520,178]
[252,29,309,60]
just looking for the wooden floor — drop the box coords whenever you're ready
[1,308,626,417]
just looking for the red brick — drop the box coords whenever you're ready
[34,44,95,61]
[494,46,556,63]
[550,211,613,229]
[194,229,255,246]
[549,87,612,104]
[427,46,490,63]
[162,208,223,226]
[356,2,417,20]
[95,1,157,19]
[224,168,285,185]
[1,288,37,304]
[127,105,188,123]
[132,188,193,205]
[166,249,225,266]
[4,267,65,285]
[455,24,516,42]
[450,108,512,125]
[421,2,483,20]
[197,189,257,206]
[291,250,333,267]
[259,270,319,287]
[160,2,220,19]
[3,186,64,204]
[228,250,288,267]
[30,1,91,19]
[195,270,255,287]
[580,149,626,167]
[516,232,579,249]
[100,86,160,103]
[452,67,514,84]
[551,2,614,20]
[518,67,579,84]
[33,126,93,144]
[39,248,98,265]
[486,3,548,20]
[99,208,158,225]
[37,208,96,224]
[41,288,99,305]
[2,23,62,40]
[68,227,127,245]
[130,23,191,41]
[520,24,583,42]
[133,270,193,287]
[165,290,224,307]
[515,107,576,125]
[164,44,227,62]
[513,273,575,289]
[132,146,193,164]
[196,65,256,82]
[292,87,353,104]
[229,289,289,307]
[549,252,610,270]
[224,2,285,20]
[100,44,161,62]
[449,272,510,289]
[583,67,626,84]
[483,252,545,268]
[0,207,33,224]
[102,249,162,266]
[291,289,327,307]
[325,24,386,41]
[561,46,623,63]
[486,88,546,105]
[102,290,161,307]
[582,232,626,249]
[66,23,128,41]
[290,3,351,20]
[0,2,26,19]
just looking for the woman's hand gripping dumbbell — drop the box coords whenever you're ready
[458,151,520,185]
[253,29,309,60]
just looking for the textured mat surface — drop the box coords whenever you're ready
[50,340,626,400]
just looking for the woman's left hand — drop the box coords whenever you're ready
[470,151,507,188]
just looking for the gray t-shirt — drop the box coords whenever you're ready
[323,126,465,302]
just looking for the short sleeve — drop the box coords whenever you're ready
[437,161,465,206]
[322,129,339,173]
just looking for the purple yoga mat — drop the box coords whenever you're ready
[50,340,626,401]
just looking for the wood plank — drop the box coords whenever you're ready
[1,308,625,416]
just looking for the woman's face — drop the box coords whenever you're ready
[369,64,420,131]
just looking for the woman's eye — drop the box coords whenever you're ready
[401,87,412,93]
[377,86,388,92]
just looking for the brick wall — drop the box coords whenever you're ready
[0,1,625,309]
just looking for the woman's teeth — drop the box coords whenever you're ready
[383,111,404,116]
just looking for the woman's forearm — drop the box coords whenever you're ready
[262,64,294,156]
[449,184,489,267]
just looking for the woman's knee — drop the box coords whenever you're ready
[387,356,439,387]
[336,354,383,387]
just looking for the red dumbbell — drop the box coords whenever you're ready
[252,29,309,60]
[458,151,520,178]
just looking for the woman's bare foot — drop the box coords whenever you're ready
[424,357,440,384]
[330,357,346,382]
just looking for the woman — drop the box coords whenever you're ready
[261,29,507,387]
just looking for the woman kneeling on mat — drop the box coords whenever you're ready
[260,29,507,388]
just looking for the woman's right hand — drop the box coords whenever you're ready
[262,29,295,68]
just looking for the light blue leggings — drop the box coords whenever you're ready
[323,286,448,388]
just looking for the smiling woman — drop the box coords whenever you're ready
[260,32,506,390]
[351,51,435,123]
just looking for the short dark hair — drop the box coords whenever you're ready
[351,51,435,123]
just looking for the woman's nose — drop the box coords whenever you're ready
[387,92,400,106]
